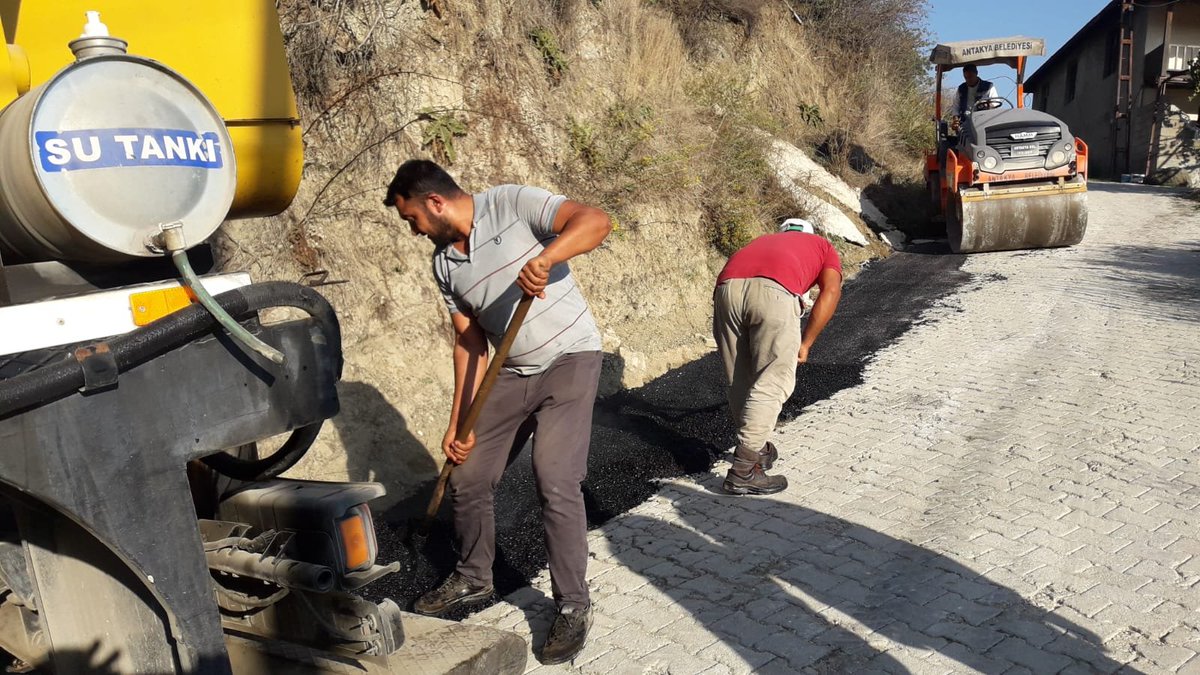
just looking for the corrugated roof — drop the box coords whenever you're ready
[1025,1,1120,90]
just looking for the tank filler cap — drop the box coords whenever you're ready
[69,11,128,60]
[80,11,109,38]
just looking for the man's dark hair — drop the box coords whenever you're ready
[382,159,465,206]
[963,64,978,74]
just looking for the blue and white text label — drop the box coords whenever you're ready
[34,128,225,173]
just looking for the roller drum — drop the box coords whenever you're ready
[948,178,1088,254]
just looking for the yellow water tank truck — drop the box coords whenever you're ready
[0,4,524,673]
[1,0,302,225]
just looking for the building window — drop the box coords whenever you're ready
[1104,28,1118,77]
[1167,44,1200,72]
[1066,60,1078,103]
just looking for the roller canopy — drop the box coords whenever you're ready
[930,37,1045,69]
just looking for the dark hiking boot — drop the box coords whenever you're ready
[540,603,593,665]
[759,441,778,470]
[723,462,787,495]
[413,572,494,616]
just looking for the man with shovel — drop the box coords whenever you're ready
[384,159,611,664]
[714,218,843,495]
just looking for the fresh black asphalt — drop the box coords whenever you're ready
[365,244,972,618]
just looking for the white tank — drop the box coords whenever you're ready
[0,21,236,263]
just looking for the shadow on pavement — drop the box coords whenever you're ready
[367,249,972,615]
[1053,240,1200,324]
[610,483,1124,673]
[1086,181,1188,197]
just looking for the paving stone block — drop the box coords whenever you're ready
[577,647,637,674]
[697,639,777,670]
[760,605,833,639]
[753,658,800,675]
[656,618,721,654]
[926,620,1006,652]
[740,596,791,622]
[937,639,1012,673]
[1121,558,1181,584]
[774,562,844,593]
[925,592,1003,627]
[1133,640,1198,671]
[942,575,999,602]
[760,632,834,669]
[677,576,734,602]
[1108,538,1193,571]
[996,617,1066,649]
[1016,527,1087,557]
[1162,624,1200,649]
[601,622,671,659]
[987,636,1074,673]
[1056,509,1126,536]
[640,644,725,675]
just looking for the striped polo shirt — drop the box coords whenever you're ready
[432,184,601,375]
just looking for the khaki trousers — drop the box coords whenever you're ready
[713,278,803,461]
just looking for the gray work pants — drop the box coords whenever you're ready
[449,350,602,610]
[713,278,803,461]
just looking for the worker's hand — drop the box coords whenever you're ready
[442,426,476,465]
[517,255,552,298]
[797,344,810,364]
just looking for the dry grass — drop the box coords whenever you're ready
[218,0,938,488]
[242,0,933,283]
[611,4,690,102]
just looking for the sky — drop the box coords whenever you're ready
[926,0,1113,104]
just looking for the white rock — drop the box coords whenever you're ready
[879,230,907,249]
[766,138,891,231]
[617,346,648,388]
[806,200,869,246]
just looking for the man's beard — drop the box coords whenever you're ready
[427,212,457,247]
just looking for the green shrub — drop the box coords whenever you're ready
[563,99,671,222]
[418,109,468,165]
[685,72,801,255]
[529,27,569,84]
[797,103,824,128]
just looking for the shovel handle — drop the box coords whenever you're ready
[420,294,535,532]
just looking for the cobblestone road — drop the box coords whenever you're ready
[468,183,1200,674]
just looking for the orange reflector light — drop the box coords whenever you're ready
[338,509,374,572]
[130,286,196,326]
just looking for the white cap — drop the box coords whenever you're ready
[779,217,815,234]
[80,11,110,38]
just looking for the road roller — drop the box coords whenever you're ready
[0,4,524,673]
[926,37,1089,254]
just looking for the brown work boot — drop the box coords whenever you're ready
[413,572,494,616]
[540,603,593,665]
[723,459,787,495]
[759,441,778,470]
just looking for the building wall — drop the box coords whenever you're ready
[1130,5,1169,175]
[1152,92,1200,186]
[1032,25,1120,177]
[1140,2,1200,178]
[1030,0,1200,179]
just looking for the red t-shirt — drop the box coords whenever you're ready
[716,232,842,295]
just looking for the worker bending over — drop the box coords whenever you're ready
[713,219,843,495]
